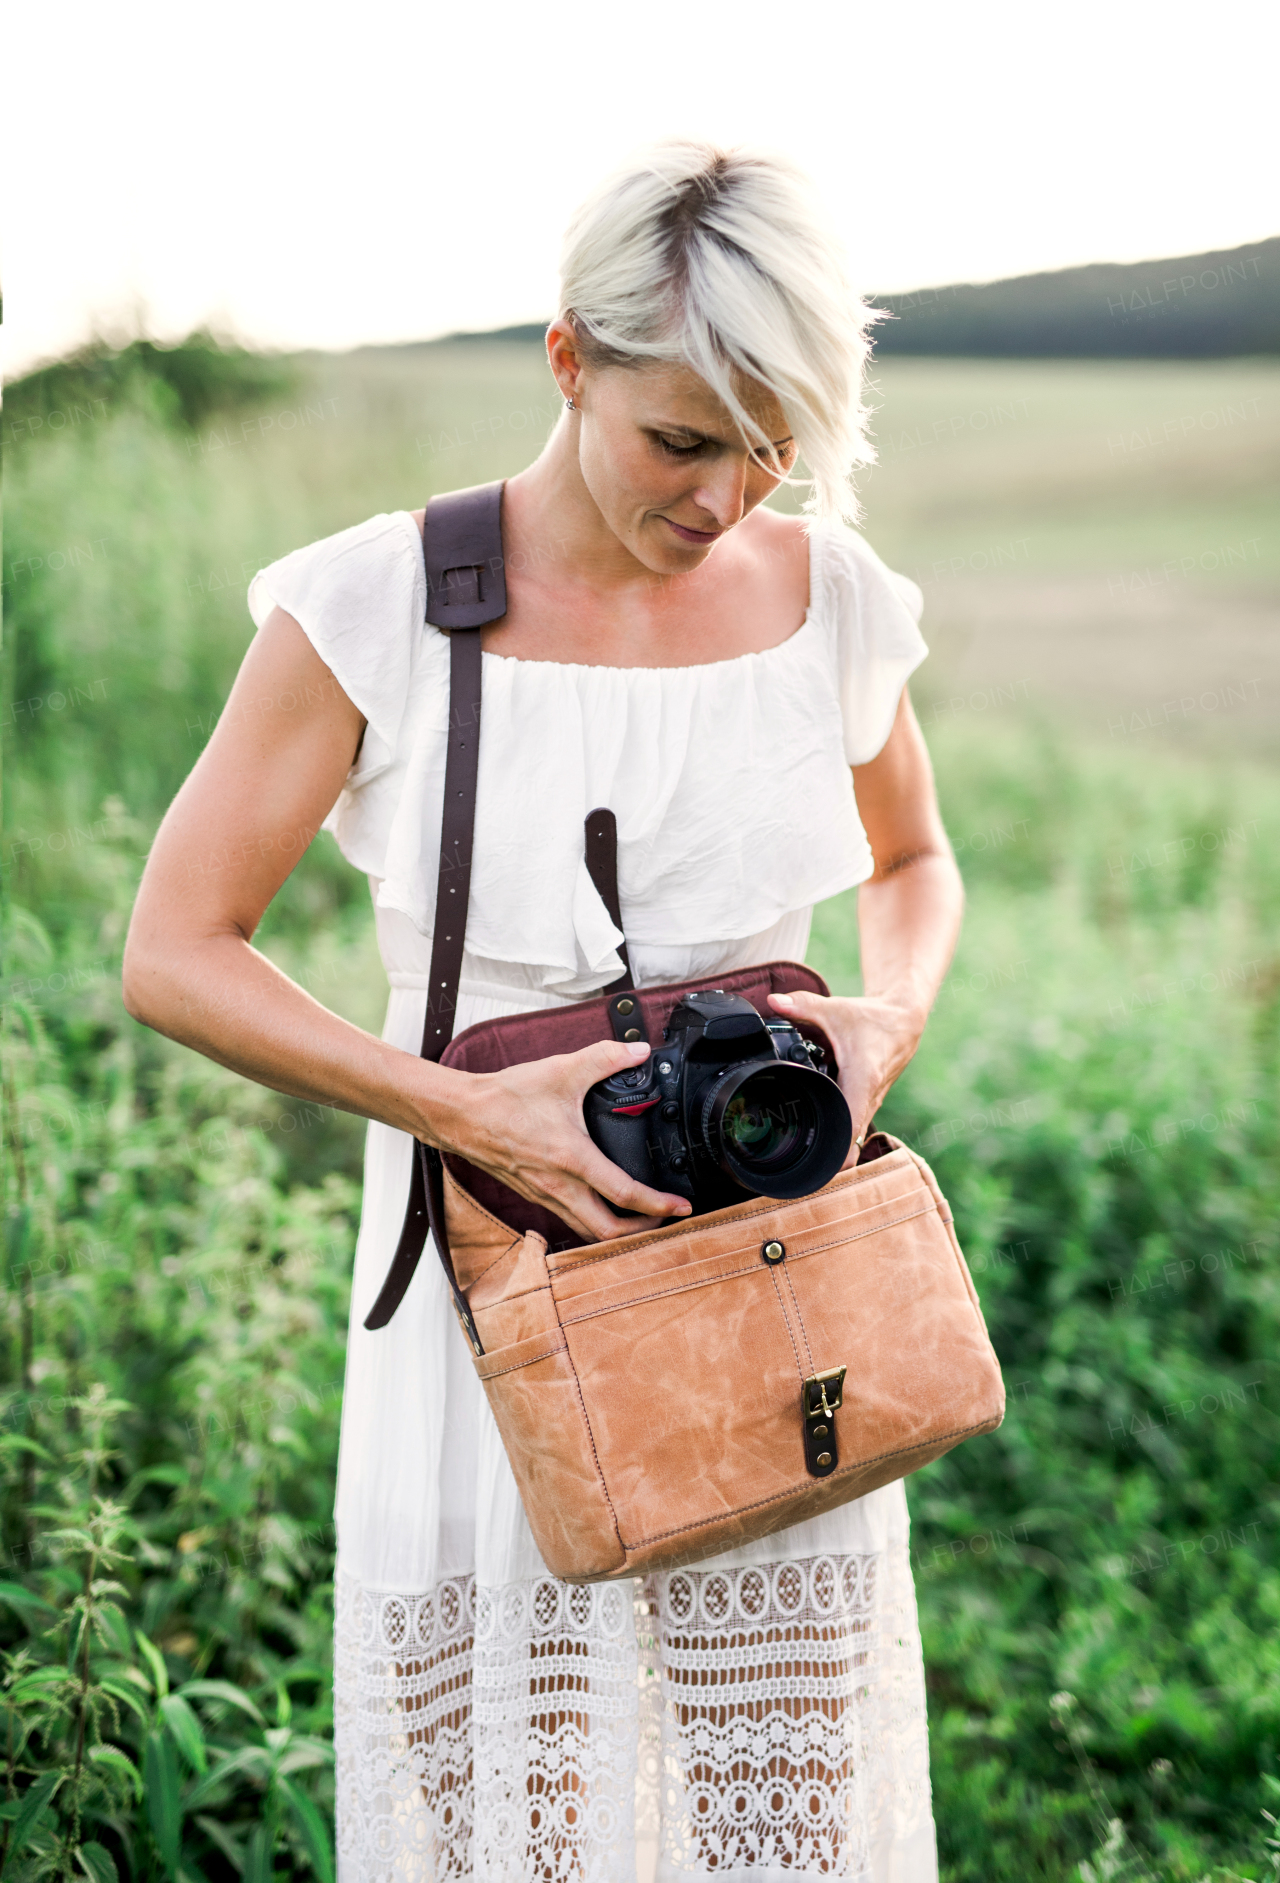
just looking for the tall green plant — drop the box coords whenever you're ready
[1,979,351,1877]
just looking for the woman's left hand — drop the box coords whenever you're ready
[767,988,925,1164]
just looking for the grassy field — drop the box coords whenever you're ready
[859,358,1280,761]
[4,337,1279,1879]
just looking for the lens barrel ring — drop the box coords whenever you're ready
[698,1055,851,1200]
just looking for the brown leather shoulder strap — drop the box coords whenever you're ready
[363,482,504,1336]
[419,628,482,1064]
[416,481,506,1063]
[364,492,642,1335]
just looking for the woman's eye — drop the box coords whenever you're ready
[657,434,704,458]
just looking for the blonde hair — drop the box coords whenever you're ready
[558,140,879,525]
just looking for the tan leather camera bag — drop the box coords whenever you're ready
[363,484,1005,1583]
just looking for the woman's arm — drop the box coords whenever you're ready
[123,606,689,1239]
[768,688,963,1147]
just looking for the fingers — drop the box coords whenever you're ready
[835,1063,875,1163]
[839,1072,887,1166]
[468,1136,681,1244]
[768,990,825,1018]
[566,1037,653,1090]
[769,989,838,1052]
[573,1139,691,1221]
[840,1075,877,1131]
[531,1150,684,1243]
[548,1184,671,1244]
[560,1038,693,1220]
[841,1116,874,1169]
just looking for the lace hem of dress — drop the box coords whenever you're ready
[334,1547,934,1882]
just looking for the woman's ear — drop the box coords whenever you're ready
[546,317,585,407]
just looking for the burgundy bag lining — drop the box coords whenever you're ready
[440,960,842,1249]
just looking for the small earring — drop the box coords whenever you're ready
[564,396,577,411]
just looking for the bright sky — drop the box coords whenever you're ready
[6,0,1277,376]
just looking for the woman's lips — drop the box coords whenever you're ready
[662,518,721,545]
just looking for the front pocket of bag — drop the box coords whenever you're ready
[560,1261,808,1551]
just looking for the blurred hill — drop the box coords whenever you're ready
[10,236,1276,426]
[396,236,1280,362]
[870,236,1280,358]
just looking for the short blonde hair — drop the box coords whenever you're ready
[559,140,879,525]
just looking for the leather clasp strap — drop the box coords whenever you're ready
[584,808,635,997]
[585,808,647,1042]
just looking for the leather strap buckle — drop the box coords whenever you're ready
[423,482,507,630]
[802,1366,846,1478]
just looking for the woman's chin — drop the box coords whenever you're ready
[629,521,720,576]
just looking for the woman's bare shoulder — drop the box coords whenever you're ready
[739,504,808,572]
[744,503,806,543]
[724,505,810,621]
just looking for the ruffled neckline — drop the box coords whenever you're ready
[388,509,818,678]
[250,505,928,999]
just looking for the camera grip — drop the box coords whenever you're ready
[583,1089,659,1191]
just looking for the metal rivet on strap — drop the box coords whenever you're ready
[761,1239,786,1265]
[615,997,635,1015]
[623,1027,641,1042]
[817,1451,832,1467]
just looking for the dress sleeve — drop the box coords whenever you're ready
[247,512,424,789]
[816,524,929,765]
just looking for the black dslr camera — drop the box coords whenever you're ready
[584,990,852,1215]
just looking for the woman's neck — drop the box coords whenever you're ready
[504,419,655,597]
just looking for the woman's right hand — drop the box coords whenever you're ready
[418,1039,692,1243]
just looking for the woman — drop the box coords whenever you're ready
[125,142,963,1881]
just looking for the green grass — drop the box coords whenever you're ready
[4,336,1279,1879]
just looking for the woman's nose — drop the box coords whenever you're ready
[692,455,749,531]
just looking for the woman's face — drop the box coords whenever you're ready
[550,327,799,574]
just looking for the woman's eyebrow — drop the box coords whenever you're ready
[653,421,795,450]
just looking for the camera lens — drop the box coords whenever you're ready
[721,1078,810,1170]
[700,1059,852,1200]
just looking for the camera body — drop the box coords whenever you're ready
[584,990,852,1216]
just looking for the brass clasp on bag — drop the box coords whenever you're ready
[802,1366,847,1478]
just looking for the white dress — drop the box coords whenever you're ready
[249,512,938,1883]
